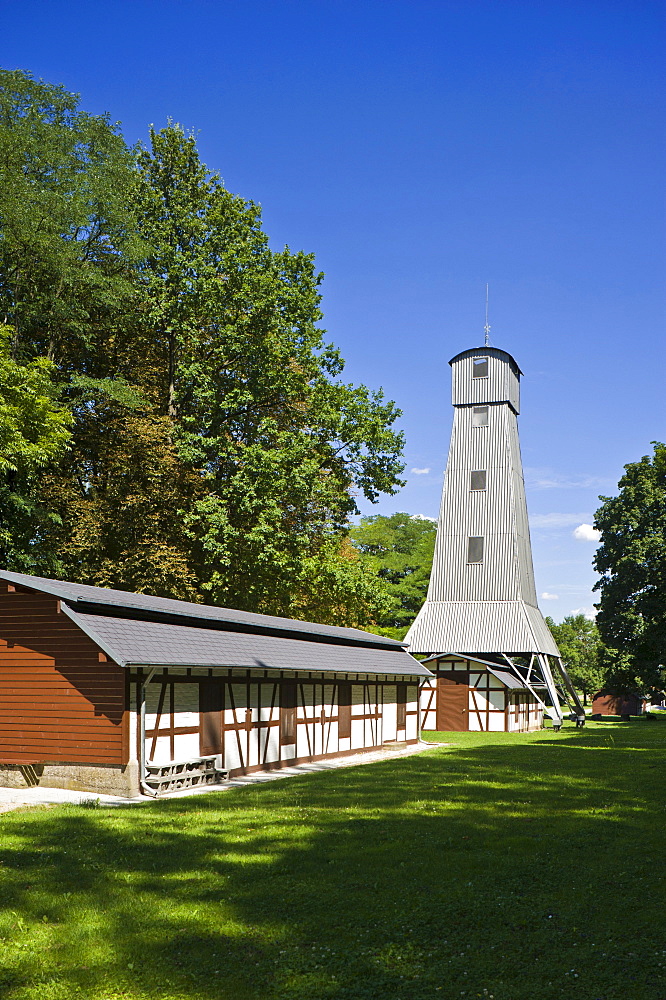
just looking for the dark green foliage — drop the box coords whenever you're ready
[0,68,141,363]
[0,323,71,571]
[594,443,666,692]
[0,72,404,621]
[0,719,664,999]
[545,614,604,704]
[350,512,436,637]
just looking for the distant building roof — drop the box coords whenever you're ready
[1,571,430,677]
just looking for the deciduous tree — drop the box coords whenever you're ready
[349,513,436,638]
[0,78,405,622]
[545,614,604,705]
[593,443,666,692]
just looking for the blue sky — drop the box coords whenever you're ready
[2,0,664,620]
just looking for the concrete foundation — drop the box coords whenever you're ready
[0,760,140,798]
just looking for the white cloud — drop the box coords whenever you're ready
[411,514,437,522]
[530,512,591,528]
[571,606,597,619]
[411,467,430,475]
[541,592,559,600]
[573,523,601,542]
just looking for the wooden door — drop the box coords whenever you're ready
[436,676,469,731]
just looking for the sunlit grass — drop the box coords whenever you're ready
[0,718,664,999]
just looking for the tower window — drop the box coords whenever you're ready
[472,406,488,426]
[470,470,487,491]
[473,357,489,378]
[468,536,484,563]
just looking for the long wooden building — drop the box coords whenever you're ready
[0,572,430,797]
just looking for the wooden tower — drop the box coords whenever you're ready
[405,345,584,727]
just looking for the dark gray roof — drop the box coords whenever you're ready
[0,571,404,650]
[64,607,430,676]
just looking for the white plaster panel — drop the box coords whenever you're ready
[468,713,482,731]
[223,730,242,771]
[351,718,365,748]
[488,713,505,732]
[264,727,280,764]
[144,683,166,730]
[259,684,277,721]
[148,735,172,765]
[488,675,503,688]
[173,683,199,727]
[488,689,505,710]
[173,731,200,760]
[472,689,489,710]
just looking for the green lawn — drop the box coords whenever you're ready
[0,719,664,1000]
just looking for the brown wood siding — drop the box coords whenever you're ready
[397,682,407,730]
[0,584,126,765]
[199,679,223,755]
[280,681,297,745]
[338,681,351,739]
[436,676,469,731]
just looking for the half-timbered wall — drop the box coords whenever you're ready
[506,691,542,732]
[136,669,419,776]
[0,583,126,766]
[467,670,510,732]
[420,656,542,733]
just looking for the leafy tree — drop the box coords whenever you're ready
[0,323,71,570]
[593,442,666,692]
[0,68,141,364]
[545,614,604,705]
[0,78,405,623]
[0,68,145,574]
[349,513,436,638]
[130,124,405,614]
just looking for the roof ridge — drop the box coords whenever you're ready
[0,570,405,649]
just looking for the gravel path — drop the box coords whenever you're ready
[0,740,442,813]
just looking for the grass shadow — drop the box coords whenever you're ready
[0,718,664,999]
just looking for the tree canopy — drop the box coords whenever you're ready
[545,614,604,705]
[0,69,404,623]
[349,513,436,638]
[593,442,666,693]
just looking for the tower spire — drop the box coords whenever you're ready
[484,283,490,346]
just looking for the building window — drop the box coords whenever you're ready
[473,357,488,378]
[472,406,488,427]
[468,536,484,563]
[470,470,487,491]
